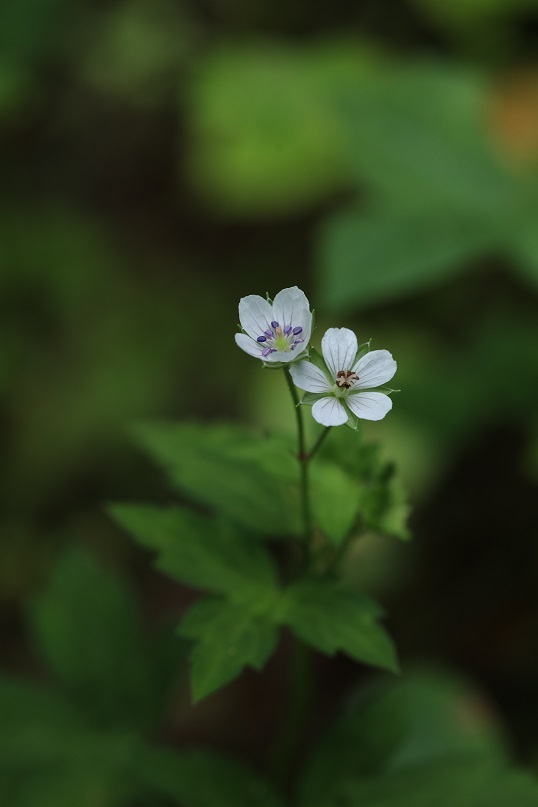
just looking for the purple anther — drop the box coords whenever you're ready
[270,348,277,353]
[292,326,302,335]
[264,329,272,337]
[290,345,296,350]
[283,324,292,334]
[262,347,272,357]
[257,335,267,342]
[271,321,279,329]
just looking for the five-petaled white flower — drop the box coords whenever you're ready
[290,327,397,427]
[235,286,312,364]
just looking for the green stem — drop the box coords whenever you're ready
[308,426,331,460]
[267,638,315,787]
[326,530,356,576]
[283,367,312,544]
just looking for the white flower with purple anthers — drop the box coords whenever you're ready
[235,286,312,364]
[290,327,397,427]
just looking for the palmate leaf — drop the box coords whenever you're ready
[317,760,538,807]
[177,577,397,701]
[318,205,495,311]
[298,671,538,807]
[318,63,538,312]
[109,505,278,599]
[132,422,302,537]
[282,580,398,674]
[110,503,282,699]
[0,678,287,807]
[179,598,279,701]
[298,669,508,807]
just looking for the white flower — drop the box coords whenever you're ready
[235,286,312,364]
[289,327,397,427]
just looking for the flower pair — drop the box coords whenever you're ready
[235,287,397,428]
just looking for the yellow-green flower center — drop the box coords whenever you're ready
[274,334,290,351]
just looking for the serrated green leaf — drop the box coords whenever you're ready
[179,598,279,701]
[311,462,361,544]
[136,746,286,807]
[359,466,412,542]
[283,579,398,673]
[321,431,411,541]
[29,548,158,728]
[109,505,278,600]
[132,422,301,537]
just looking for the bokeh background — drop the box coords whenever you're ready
[1,0,538,802]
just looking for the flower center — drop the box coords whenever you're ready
[336,369,358,389]
[256,320,305,358]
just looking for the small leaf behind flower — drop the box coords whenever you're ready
[301,391,328,405]
[311,462,361,544]
[309,346,331,378]
[321,431,411,541]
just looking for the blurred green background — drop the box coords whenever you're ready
[1,0,538,802]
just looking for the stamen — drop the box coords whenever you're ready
[292,326,302,335]
[257,336,267,342]
[283,325,292,334]
[262,347,272,357]
[336,369,358,389]
[271,321,279,329]
[264,329,272,337]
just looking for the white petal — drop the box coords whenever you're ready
[296,308,313,344]
[238,295,273,340]
[353,350,397,389]
[312,396,349,427]
[289,361,332,393]
[347,392,392,421]
[269,348,307,364]
[321,328,358,378]
[271,287,311,334]
[235,332,264,359]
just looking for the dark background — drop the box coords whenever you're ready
[1,0,538,779]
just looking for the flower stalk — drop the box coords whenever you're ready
[283,367,312,553]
